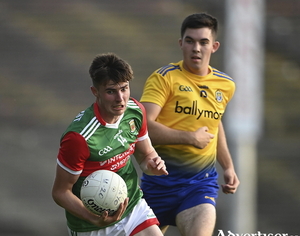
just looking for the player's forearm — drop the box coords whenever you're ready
[134,148,158,175]
[217,151,235,172]
[216,122,235,171]
[216,135,234,170]
[138,154,157,175]
[147,120,193,146]
[53,188,98,223]
[138,155,168,176]
[134,142,167,176]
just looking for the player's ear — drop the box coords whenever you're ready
[179,38,183,47]
[212,41,220,53]
[90,86,98,97]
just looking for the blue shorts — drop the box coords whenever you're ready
[141,170,219,226]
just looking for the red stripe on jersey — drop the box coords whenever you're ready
[81,143,136,177]
[129,218,160,236]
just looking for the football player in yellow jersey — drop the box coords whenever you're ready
[140,13,240,236]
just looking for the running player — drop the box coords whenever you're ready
[52,53,168,236]
[140,13,240,236]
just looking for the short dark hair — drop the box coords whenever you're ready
[180,13,218,39]
[89,53,133,88]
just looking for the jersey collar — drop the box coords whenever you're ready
[93,102,124,128]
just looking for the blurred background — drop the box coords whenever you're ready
[0,0,299,235]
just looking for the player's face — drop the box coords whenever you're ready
[179,27,220,76]
[91,81,130,124]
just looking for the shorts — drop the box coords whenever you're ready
[67,199,159,236]
[141,170,219,226]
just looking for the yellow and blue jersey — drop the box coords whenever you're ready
[140,60,235,183]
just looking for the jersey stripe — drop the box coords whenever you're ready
[80,117,101,140]
[85,122,100,140]
[127,100,140,109]
[57,159,82,175]
[80,117,96,135]
[212,69,234,81]
[137,132,148,141]
[157,65,180,76]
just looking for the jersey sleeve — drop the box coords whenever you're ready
[130,98,148,141]
[140,71,171,108]
[228,81,236,102]
[57,131,90,175]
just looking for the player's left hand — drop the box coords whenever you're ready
[221,169,240,194]
[146,156,168,176]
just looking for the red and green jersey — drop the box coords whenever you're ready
[57,98,147,232]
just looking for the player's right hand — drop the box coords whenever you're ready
[93,197,129,227]
[192,126,214,149]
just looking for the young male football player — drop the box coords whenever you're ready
[52,53,168,236]
[140,13,240,236]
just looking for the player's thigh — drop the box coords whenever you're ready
[133,224,163,236]
[176,203,216,236]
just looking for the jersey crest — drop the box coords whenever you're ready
[215,90,223,103]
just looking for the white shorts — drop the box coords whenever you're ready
[67,198,159,236]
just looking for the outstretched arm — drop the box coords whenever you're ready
[142,102,214,149]
[134,137,168,176]
[217,121,240,194]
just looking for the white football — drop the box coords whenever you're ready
[80,170,128,216]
